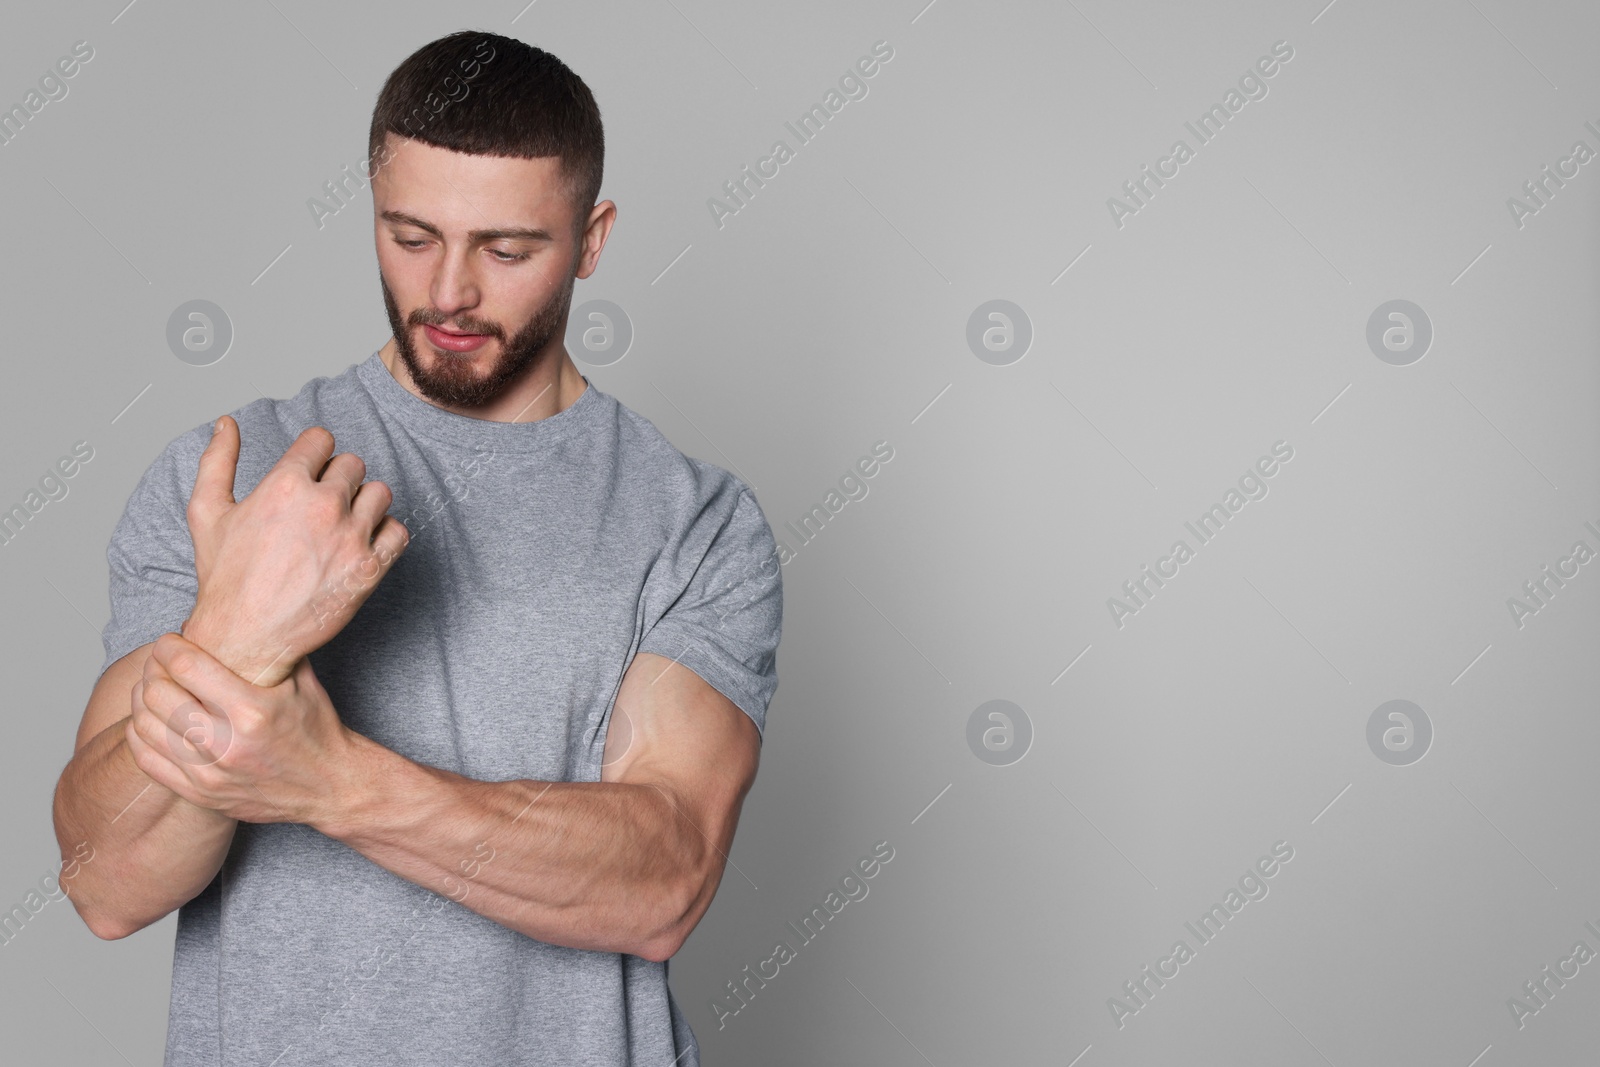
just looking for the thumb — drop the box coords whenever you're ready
[287,653,325,695]
[189,415,239,528]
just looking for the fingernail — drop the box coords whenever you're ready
[212,417,223,437]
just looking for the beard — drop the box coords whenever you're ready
[379,267,577,409]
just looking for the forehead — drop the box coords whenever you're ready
[372,133,572,230]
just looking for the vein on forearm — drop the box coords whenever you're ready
[319,739,706,954]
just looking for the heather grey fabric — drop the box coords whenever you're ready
[97,350,783,1066]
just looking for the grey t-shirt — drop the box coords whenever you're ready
[97,351,783,1066]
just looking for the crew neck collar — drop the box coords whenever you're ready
[356,349,603,453]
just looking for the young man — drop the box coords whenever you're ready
[51,31,782,1066]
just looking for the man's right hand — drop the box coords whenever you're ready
[180,415,410,687]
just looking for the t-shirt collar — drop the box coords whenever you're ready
[356,349,603,453]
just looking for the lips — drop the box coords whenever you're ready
[422,323,492,353]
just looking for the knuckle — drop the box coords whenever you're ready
[127,714,152,747]
[265,475,301,505]
[186,759,220,787]
[325,455,353,486]
[307,490,343,523]
[138,678,172,713]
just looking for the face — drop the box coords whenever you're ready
[372,133,590,409]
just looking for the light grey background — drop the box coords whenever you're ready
[3,0,1597,1063]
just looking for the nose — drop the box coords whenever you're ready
[429,246,482,321]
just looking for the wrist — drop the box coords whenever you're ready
[179,615,295,686]
[311,730,419,845]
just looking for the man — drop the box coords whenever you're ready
[51,30,782,1066]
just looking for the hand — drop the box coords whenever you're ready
[124,632,357,825]
[182,416,410,686]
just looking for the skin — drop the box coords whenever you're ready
[51,133,763,963]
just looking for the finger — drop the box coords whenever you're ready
[140,671,204,722]
[125,719,196,797]
[134,672,233,767]
[290,654,316,684]
[142,649,175,687]
[350,479,393,532]
[130,673,188,742]
[129,699,176,758]
[370,515,411,571]
[320,453,366,500]
[188,415,239,530]
[274,426,337,482]
[139,660,201,725]
[151,632,255,705]
[287,653,326,700]
[129,678,145,720]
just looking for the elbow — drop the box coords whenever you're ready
[86,916,139,942]
[635,931,686,964]
[635,941,673,965]
[633,867,708,963]
[79,907,140,941]
[69,895,151,942]
[633,894,690,962]
[635,925,687,964]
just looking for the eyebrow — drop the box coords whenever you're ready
[381,209,554,243]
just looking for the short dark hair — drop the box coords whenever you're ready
[368,31,604,235]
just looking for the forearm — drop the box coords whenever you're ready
[53,615,299,939]
[315,733,710,960]
[52,715,236,939]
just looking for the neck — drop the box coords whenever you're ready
[378,337,587,423]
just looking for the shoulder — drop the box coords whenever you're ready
[602,389,760,517]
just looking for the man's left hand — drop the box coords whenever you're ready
[124,632,356,826]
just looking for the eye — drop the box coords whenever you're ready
[394,237,429,250]
[489,249,531,262]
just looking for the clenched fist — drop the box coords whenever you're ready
[180,416,410,686]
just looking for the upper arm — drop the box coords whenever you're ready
[83,426,210,755]
[601,650,761,820]
[595,477,781,952]
[634,484,783,740]
[600,650,761,946]
[74,642,156,754]
[96,424,208,681]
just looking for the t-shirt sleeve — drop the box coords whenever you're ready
[97,425,209,677]
[637,483,784,741]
